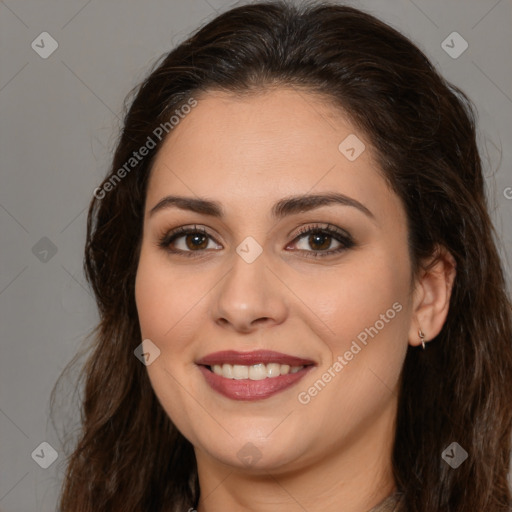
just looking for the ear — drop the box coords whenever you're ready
[409,246,457,347]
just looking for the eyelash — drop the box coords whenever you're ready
[157,223,355,259]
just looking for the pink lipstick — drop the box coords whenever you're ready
[196,350,315,401]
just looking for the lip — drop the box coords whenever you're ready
[196,350,316,401]
[198,365,314,401]
[196,350,315,367]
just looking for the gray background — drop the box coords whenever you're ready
[1,0,511,510]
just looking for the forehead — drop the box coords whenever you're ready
[151,87,366,175]
[145,88,402,225]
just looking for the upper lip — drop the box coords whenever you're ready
[196,350,316,367]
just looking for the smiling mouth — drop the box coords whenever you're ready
[196,350,316,401]
[206,362,306,380]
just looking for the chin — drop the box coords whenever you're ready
[192,424,313,473]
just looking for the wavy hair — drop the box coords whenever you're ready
[54,1,512,510]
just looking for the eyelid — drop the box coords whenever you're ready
[157,222,355,257]
[287,223,355,257]
[291,222,352,242]
[157,224,222,250]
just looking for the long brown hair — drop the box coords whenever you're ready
[53,1,512,510]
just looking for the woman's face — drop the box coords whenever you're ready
[135,87,415,473]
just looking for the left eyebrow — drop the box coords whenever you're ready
[149,192,374,220]
[271,192,374,220]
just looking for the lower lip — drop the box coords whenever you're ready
[198,365,313,401]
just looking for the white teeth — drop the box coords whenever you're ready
[280,364,290,375]
[266,363,281,377]
[222,363,234,378]
[212,364,223,376]
[233,364,249,380]
[210,363,304,380]
[248,363,267,380]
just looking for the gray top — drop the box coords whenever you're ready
[367,491,403,512]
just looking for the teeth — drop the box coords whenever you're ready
[222,363,234,379]
[249,363,267,380]
[280,364,290,375]
[266,363,281,377]
[233,364,249,380]
[210,363,304,380]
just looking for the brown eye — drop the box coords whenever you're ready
[289,224,355,258]
[158,225,222,256]
[304,232,335,251]
[183,233,209,250]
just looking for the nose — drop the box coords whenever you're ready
[211,248,288,334]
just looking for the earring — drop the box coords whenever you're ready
[418,328,426,350]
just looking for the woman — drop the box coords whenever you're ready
[55,1,512,511]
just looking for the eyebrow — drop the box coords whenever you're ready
[149,192,374,220]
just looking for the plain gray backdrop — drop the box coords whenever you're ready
[1,0,511,511]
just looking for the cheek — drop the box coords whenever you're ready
[135,257,168,341]
[135,248,201,343]
[295,259,410,436]
[296,248,411,414]
[134,250,203,430]
[305,250,410,341]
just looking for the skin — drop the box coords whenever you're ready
[134,87,455,512]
